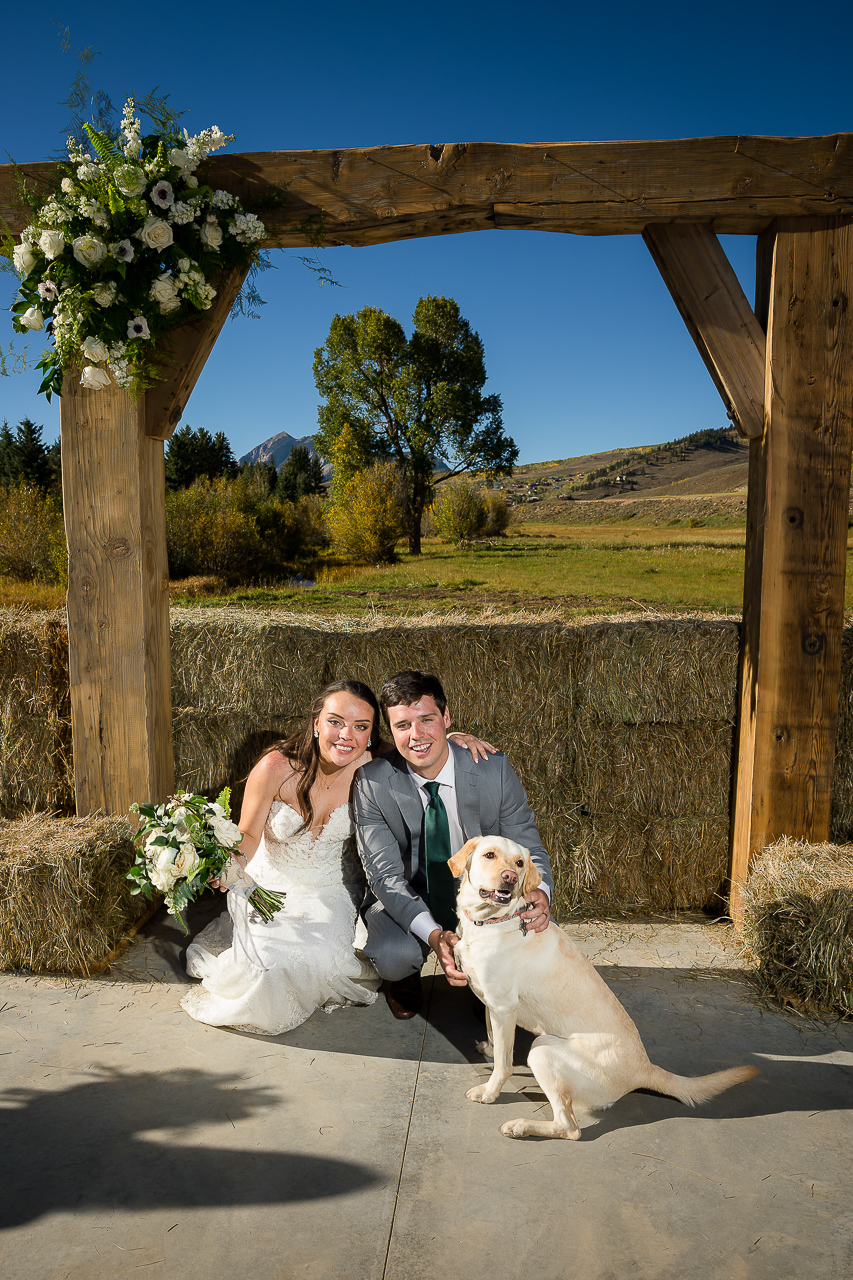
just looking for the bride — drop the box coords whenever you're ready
[181,678,490,1036]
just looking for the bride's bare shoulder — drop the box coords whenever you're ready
[249,748,299,800]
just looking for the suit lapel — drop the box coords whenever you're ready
[452,742,484,840]
[387,751,428,874]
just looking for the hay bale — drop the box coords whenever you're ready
[0,812,146,974]
[0,610,72,815]
[740,838,853,1018]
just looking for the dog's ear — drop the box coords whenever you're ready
[522,858,542,896]
[448,838,480,879]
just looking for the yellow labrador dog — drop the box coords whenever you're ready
[449,836,759,1140]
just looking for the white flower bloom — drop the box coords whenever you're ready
[115,165,147,197]
[173,844,201,877]
[61,177,76,194]
[39,229,66,259]
[168,147,190,171]
[167,201,198,226]
[79,198,110,228]
[38,280,59,301]
[150,273,181,314]
[110,239,135,263]
[76,163,99,181]
[136,216,174,251]
[150,864,179,892]
[127,315,151,340]
[150,180,174,208]
[80,365,111,389]
[178,257,191,272]
[80,336,109,364]
[186,175,199,188]
[200,219,223,250]
[92,280,118,307]
[228,212,265,244]
[210,815,242,847]
[211,190,236,210]
[19,306,44,331]
[72,234,108,268]
[12,243,37,275]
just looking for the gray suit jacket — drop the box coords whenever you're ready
[354,742,552,976]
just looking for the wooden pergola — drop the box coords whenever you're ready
[3,134,853,919]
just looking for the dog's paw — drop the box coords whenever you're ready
[501,1118,529,1138]
[466,1084,497,1104]
[475,1039,494,1059]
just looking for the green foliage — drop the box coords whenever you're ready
[275,444,325,501]
[327,460,405,564]
[328,423,378,505]
[431,479,488,543]
[484,488,513,536]
[165,425,239,491]
[313,295,517,554]
[0,484,67,583]
[0,419,55,492]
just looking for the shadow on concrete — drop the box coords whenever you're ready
[0,1066,380,1228]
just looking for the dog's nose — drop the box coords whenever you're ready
[500,870,518,885]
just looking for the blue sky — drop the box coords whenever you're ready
[2,2,851,464]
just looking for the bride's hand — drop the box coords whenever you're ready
[448,731,498,762]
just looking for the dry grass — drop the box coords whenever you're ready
[0,811,147,974]
[739,837,853,1018]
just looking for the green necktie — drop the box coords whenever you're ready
[423,780,457,931]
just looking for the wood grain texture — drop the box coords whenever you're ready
[728,218,853,921]
[643,224,766,438]
[144,265,249,440]
[61,373,174,816]
[4,134,853,244]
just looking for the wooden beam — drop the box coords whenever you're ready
[4,134,853,245]
[144,264,249,440]
[643,224,766,438]
[61,373,173,816]
[728,217,853,923]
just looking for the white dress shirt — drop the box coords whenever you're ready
[407,749,464,944]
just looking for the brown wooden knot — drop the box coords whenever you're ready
[802,632,825,656]
[783,507,804,529]
[773,725,791,745]
[104,537,132,559]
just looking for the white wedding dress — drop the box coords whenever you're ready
[180,801,379,1035]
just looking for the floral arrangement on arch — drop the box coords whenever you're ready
[7,98,266,399]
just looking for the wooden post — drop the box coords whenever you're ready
[728,217,853,921]
[61,374,173,815]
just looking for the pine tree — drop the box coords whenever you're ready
[275,445,325,502]
[0,422,15,490]
[4,419,52,490]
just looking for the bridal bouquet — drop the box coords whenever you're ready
[127,787,284,933]
[8,97,267,400]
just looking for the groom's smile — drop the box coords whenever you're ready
[386,696,452,778]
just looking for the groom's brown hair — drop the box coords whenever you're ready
[380,669,447,722]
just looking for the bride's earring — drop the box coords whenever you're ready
[313,729,319,738]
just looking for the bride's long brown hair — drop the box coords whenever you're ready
[259,679,382,834]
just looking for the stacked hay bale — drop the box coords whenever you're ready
[565,619,739,913]
[0,812,147,973]
[740,838,853,1018]
[0,610,73,816]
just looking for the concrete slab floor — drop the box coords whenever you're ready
[1,903,851,1280]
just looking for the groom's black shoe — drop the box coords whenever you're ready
[385,974,423,1019]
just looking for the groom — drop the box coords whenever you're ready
[354,669,553,1019]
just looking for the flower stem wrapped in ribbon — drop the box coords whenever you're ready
[6,98,267,401]
[128,787,284,934]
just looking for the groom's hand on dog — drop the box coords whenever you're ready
[520,888,551,933]
[429,928,469,986]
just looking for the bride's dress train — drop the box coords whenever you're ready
[180,801,378,1035]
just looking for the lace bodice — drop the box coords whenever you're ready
[246,801,364,894]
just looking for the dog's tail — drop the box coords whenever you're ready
[640,1062,759,1107]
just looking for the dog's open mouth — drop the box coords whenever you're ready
[479,887,515,904]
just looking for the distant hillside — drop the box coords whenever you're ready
[497,428,750,512]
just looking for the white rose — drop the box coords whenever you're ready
[61,177,76,194]
[72,234,107,268]
[13,243,37,275]
[150,866,176,892]
[173,844,200,877]
[19,306,44,331]
[39,229,65,260]
[92,280,117,307]
[149,273,178,306]
[211,815,242,848]
[186,175,199,188]
[168,148,190,170]
[80,336,109,363]
[200,220,223,250]
[136,216,174,251]
[115,165,146,197]
[80,365,111,389]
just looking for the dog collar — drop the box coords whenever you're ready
[462,903,532,936]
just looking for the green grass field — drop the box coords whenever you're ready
[9,521,853,618]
